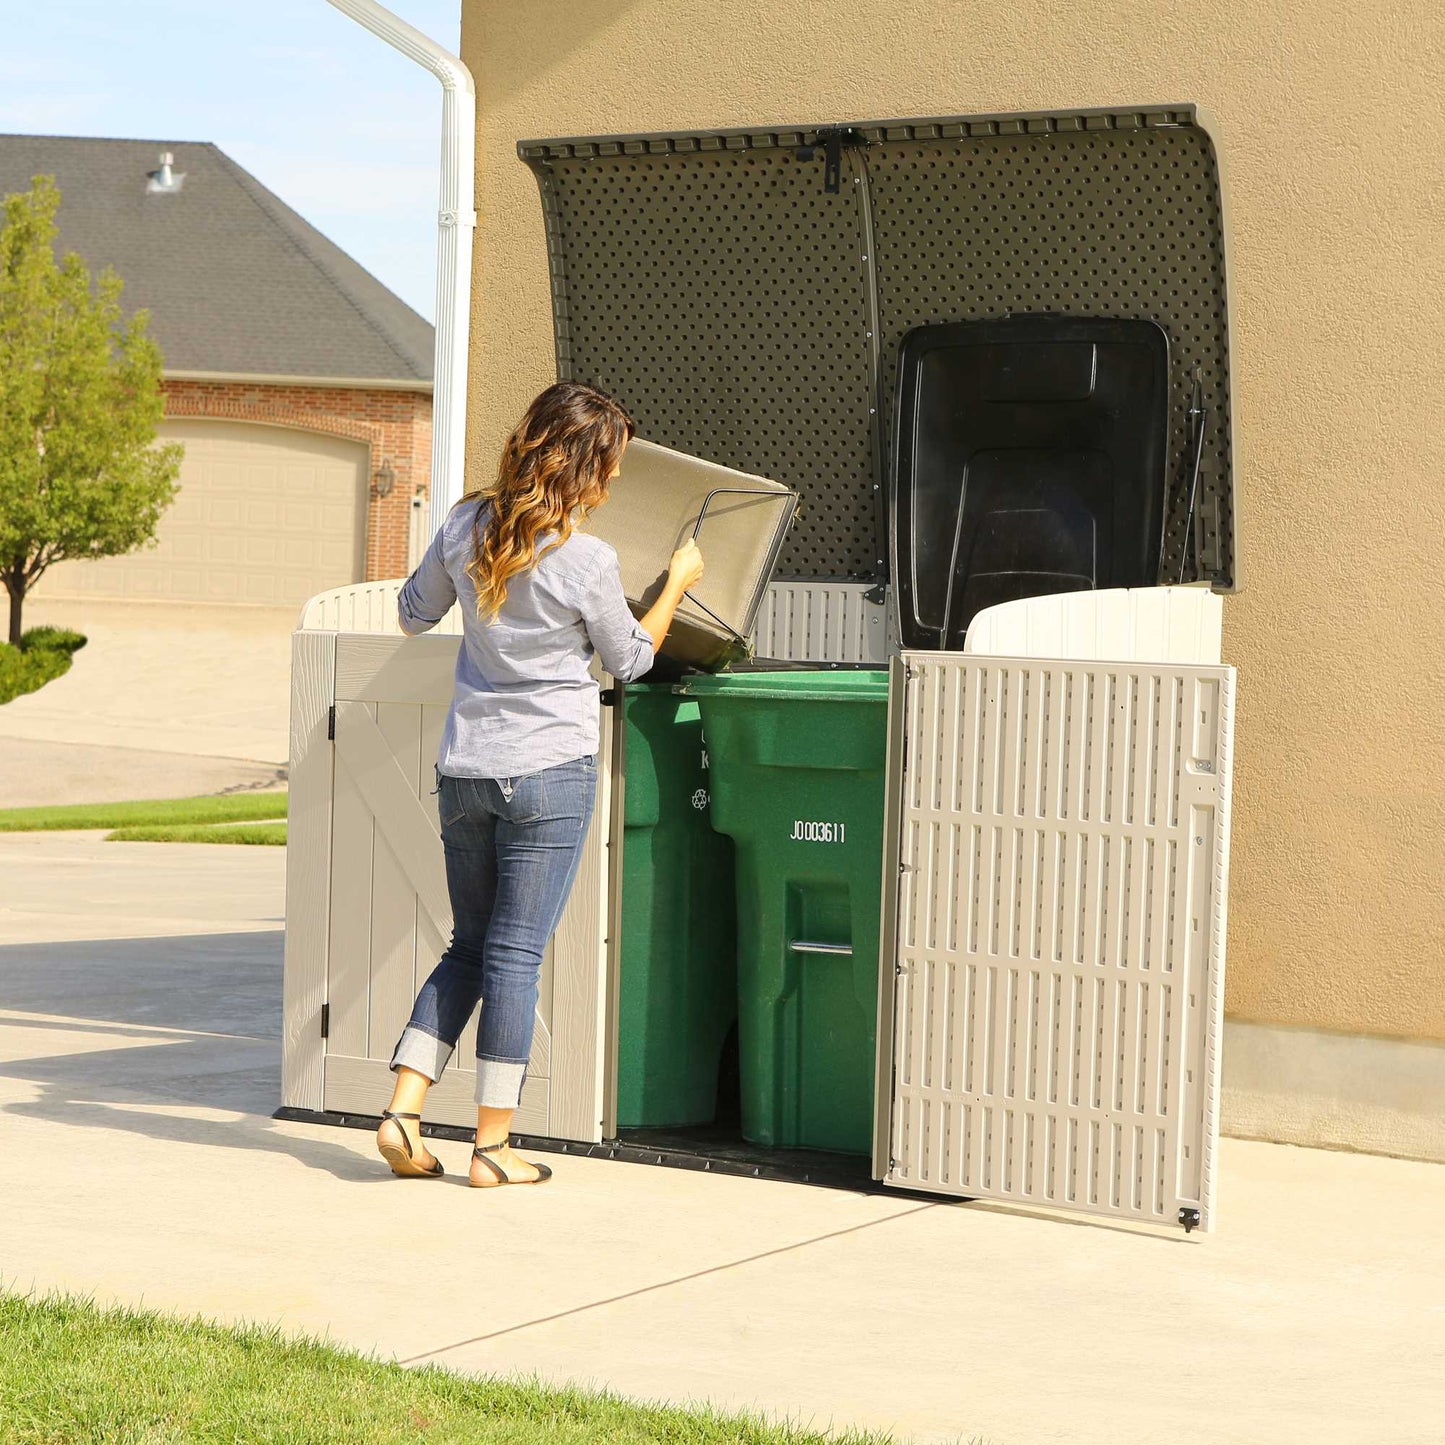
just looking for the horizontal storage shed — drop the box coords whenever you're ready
[283,103,1239,1231]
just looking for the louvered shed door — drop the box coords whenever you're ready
[878,653,1234,1231]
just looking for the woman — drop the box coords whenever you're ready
[375,381,704,1187]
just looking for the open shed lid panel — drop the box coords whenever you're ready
[525,142,876,578]
[522,104,1236,592]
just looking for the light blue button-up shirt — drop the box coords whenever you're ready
[398,496,655,779]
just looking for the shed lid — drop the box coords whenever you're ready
[521,104,1237,592]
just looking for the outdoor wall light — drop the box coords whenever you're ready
[372,458,397,498]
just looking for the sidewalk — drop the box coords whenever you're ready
[0,831,1438,1445]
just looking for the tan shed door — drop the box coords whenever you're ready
[43,419,366,606]
[878,652,1234,1232]
[318,633,618,1143]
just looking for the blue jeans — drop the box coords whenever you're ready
[389,756,597,1108]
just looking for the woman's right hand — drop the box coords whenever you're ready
[668,539,705,592]
[639,539,705,649]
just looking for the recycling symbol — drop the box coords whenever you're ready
[691,788,709,811]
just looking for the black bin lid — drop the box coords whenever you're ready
[893,315,1170,650]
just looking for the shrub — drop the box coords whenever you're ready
[0,626,88,704]
[22,626,86,655]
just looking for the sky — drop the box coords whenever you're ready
[0,0,460,321]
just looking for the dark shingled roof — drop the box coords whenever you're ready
[0,134,434,385]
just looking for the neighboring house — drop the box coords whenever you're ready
[0,134,433,608]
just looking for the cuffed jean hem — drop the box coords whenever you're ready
[475,1057,527,1109]
[389,1025,455,1083]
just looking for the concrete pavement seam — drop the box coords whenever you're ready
[0,1009,274,1044]
[398,1201,940,1367]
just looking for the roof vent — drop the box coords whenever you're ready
[146,152,185,195]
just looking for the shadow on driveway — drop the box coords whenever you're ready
[0,930,282,1036]
[0,930,388,1184]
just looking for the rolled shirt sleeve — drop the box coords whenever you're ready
[397,525,458,635]
[581,549,656,681]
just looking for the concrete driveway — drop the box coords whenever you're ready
[0,598,292,805]
[0,830,1439,1445]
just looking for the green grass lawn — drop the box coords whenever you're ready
[0,791,287,834]
[105,820,287,845]
[0,1291,896,1445]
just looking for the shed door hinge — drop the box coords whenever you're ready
[319,1002,330,1039]
[327,704,336,740]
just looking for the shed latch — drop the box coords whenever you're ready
[599,688,619,708]
[801,127,866,194]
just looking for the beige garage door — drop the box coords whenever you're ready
[42,419,368,606]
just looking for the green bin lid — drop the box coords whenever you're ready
[676,668,889,703]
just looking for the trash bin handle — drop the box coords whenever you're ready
[788,940,854,957]
[683,486,801,646]
[689,485,798,543]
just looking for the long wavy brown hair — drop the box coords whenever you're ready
[466,382,634,621]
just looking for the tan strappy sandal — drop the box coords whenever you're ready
[469,1137,553,1188]
[376,1109,444,1178]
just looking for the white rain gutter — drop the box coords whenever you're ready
[326,0,475,538]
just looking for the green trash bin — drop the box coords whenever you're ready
[616,684,737,1128]
[677,669,889,1155]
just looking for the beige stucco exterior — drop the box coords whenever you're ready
[459,1,1444,1048]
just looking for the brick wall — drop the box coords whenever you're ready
[162,378,433,582]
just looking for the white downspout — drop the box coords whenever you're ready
[326,0,475,539]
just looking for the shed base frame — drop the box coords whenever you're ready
[272,1107,925,1196]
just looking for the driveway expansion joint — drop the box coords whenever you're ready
[399,1202,938,1366]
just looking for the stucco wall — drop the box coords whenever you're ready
[460,0,1444,1043]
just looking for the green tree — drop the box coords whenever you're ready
[0,175,181,645]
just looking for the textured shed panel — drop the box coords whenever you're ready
[522,107,1234,591]
[300,579,464,634]
[307,633,616,1142]
[750,582,887,662]
[299,577,878,663]
[883,653,1233,1230]
[527,144,878,578]
[868,121,1232,589]
[963,586,1222,665]
[322,686,553,1133]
